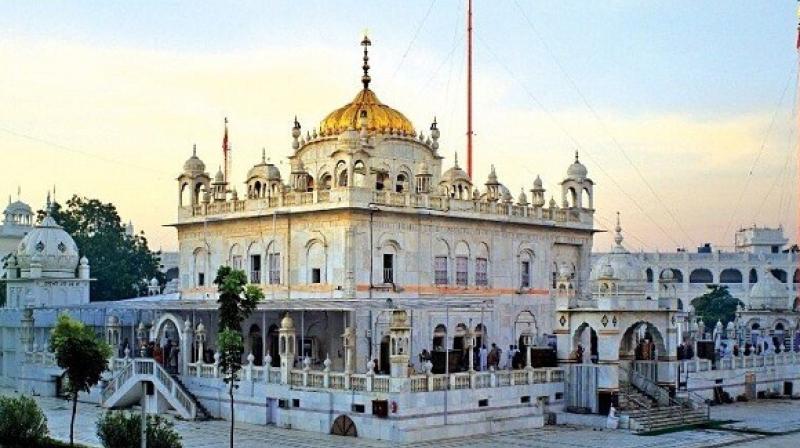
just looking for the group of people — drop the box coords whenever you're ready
[125,336,181,374]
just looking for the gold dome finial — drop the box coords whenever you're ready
[361,33,372,90]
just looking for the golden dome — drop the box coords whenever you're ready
[320,88,415,136]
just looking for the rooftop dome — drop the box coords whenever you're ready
[590,213,645,284]
[749,266,790,310]
[4,199,32,216]
[566,151,588,180]
[319,36,414,136]
[320,89,414,136]
[441,154,471,184]
[15,214,80,278]
[247,153,282,182]
[183,145,206,174]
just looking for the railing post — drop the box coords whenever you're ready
[427,373,434,392]
[490,369,497,388]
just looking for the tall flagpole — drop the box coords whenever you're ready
[466,0,474,179]
[796,2,800,273]
[223,117,230,184]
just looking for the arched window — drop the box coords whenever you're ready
[254,181,263,198]
[375,172,389,191]
[771,269,788,283]
[395,173,408,193]
[677,299,684,311]
[229,244,243,270]
[475,243,489,287]
[337,170,348,187]
[193,248,207,287]
[519,250,535,288]
[720,268,743,284]
[319,173,332,190]
[567,187,577,208]
[306,240,326,284]
[689,269,713,284]
[794,269,800,284]
[645,268,654,283]
[455,241,470,286]
[179,182,189,207]
[434,239,449,285]
[749,268,758,283]
[193,183,203,204]
[353,160,366,187]
[582,188,592,209]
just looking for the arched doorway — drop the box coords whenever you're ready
[573,323,598,364]
[379,335,390,374]
[618,321,666,362]
[432,324,446,351]
[153,315,182,374]
[453,323,467,351]
[249,324,263,366]
[474,324,486,350]
[331,415,357,437]
[268,324,280,367]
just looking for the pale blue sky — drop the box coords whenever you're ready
[0,1,797,251]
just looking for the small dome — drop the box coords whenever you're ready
[517,189,528,205]
[4,200,32,216]
[566,151,588,180]
[16,214,80,278]
[214,168,224,183]
[280,313,295,329]
[749,267,790,310]
[500,185,512,202]
[486,166,499,185]
[533,175,543,189]
[247,160,281,182]
[660,268,675,282]
[590,214,645,284]
[105,315,120,326]
[149,277,159,287]
[183,146,206,174]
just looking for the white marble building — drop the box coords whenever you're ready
[595,226,799,312]
[3,35,800,440]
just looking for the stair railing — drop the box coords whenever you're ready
[619,365,709,430]
[99,358,197,420]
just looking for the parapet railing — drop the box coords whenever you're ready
[680,351,800,373]
[184,358,565,394]
[180,187,593,227]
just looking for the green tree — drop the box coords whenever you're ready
[218,329,244,448]
[49,314,112,447]
[0,395,48,447]
[37,196,164,301]
[96,410,182,448]
[214,266,262,448]
[691,285,744,333]
[215,266,262,332]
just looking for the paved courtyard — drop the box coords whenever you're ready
[7,389,800,447]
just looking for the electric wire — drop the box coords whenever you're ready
[476,33,683,248]
[391,0,438,79]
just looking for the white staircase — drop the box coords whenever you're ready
[618,366,710,433]
[100,359,199,420]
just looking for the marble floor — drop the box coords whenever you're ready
[7,389,800,448]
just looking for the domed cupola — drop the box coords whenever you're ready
[318,35,415,136]
[566,151,588,180]
[439,153,472,200]
[749,265,790,310]
[3,195,33,227]
[590,213,646,297]
[246,149,283,199]
[15,207,80,279]
[177,144,211,208]
[561,151,594,209]
[183,144,207,174]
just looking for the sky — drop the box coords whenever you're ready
[0,0,797,252]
